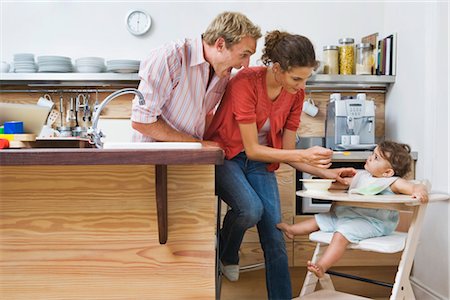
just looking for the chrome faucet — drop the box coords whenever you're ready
[88,88,145,148]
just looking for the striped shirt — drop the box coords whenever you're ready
[131,36,229,142]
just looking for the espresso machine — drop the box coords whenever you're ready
[325,93,377,150]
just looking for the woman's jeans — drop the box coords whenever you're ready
[216,152,292,300]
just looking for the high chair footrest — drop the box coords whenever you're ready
[309,231,407,253]
[294,289,371,300]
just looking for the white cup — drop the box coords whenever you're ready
[1,61,10,73]
[302,97,319,117]
[351,135,360,145]
[341,135,351,145]
[37,94,55,109]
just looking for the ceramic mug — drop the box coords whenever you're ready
[341,135,351,145]
[303,97,319,117]
[37,94,55,109]
[351,135,360,145]
[1,61,10,73]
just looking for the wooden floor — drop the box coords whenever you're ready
[221,266,396,299]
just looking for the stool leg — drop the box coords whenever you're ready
[390,205,427,300]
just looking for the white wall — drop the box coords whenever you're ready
[1,1,449,298]
[384,2,449,299]
[1,1,384,64]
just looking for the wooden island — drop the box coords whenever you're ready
[0,147,224,299]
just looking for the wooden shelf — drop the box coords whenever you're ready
[0,73,395,89]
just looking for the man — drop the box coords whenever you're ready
[131,12,261,142]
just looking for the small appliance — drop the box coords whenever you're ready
[325,93,376,150]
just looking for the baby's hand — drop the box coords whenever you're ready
[412,184,429,203]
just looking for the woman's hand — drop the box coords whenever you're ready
[321,167,357,185]
[301,146,333,168]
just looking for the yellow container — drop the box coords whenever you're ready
[339,38,354,75]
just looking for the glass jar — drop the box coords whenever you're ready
[338,38,354,75]
[355,43,373,75]
[322,45,339,74]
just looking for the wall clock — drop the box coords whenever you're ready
[126,10,152,36]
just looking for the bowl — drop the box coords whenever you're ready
[300,179,335,194]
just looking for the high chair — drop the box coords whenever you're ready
[294,190,449,300]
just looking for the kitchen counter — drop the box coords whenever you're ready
[0,147,224,165]
[0,146,224,299]
[332,151,418,162]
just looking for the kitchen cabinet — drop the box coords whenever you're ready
[0,147,224,299]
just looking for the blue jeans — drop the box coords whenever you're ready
[216,152,292,300]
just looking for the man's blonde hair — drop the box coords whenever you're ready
[203,12,261,48]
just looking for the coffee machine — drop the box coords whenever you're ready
[325,93,376,150]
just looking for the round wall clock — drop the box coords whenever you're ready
[126,10,152,36]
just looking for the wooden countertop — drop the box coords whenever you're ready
[0,146,224,166]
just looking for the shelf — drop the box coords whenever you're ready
[0,73,140,87]
[0,73,395,89]
[307,74,395,90]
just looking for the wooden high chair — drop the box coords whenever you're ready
[294,190,449,300]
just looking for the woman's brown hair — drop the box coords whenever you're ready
[261,30,318,71]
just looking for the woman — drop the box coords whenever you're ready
[205,30,354,299]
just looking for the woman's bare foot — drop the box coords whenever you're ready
[276,223,294,239]
[307,260,325,278]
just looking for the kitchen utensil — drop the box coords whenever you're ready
[66,97,76,126]
[59,95,64,126]
[75,96,80,127]
[83,94,92,123]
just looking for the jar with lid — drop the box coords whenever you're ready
[338,38,354,75]
[355,43,373,75]
[322,45,339,74]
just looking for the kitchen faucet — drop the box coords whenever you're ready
[88,88,145,148]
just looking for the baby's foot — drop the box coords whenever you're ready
[307,260,325,278]
[276,223,294,239]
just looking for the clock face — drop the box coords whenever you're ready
[126,10,151,36]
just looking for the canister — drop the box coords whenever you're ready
[355,43,373,75]
[58,126,72,137]
[322,46,339,75]
[338,38,355,75]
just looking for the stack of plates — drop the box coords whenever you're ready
[75,57,105,73]
[37,56,73,73]
[13,53,37,73]
[106,59,140,73]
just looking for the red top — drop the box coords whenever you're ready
[205,66,304,171]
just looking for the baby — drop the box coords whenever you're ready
[277,141,429,278]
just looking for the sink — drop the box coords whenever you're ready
[102,142,202,149]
